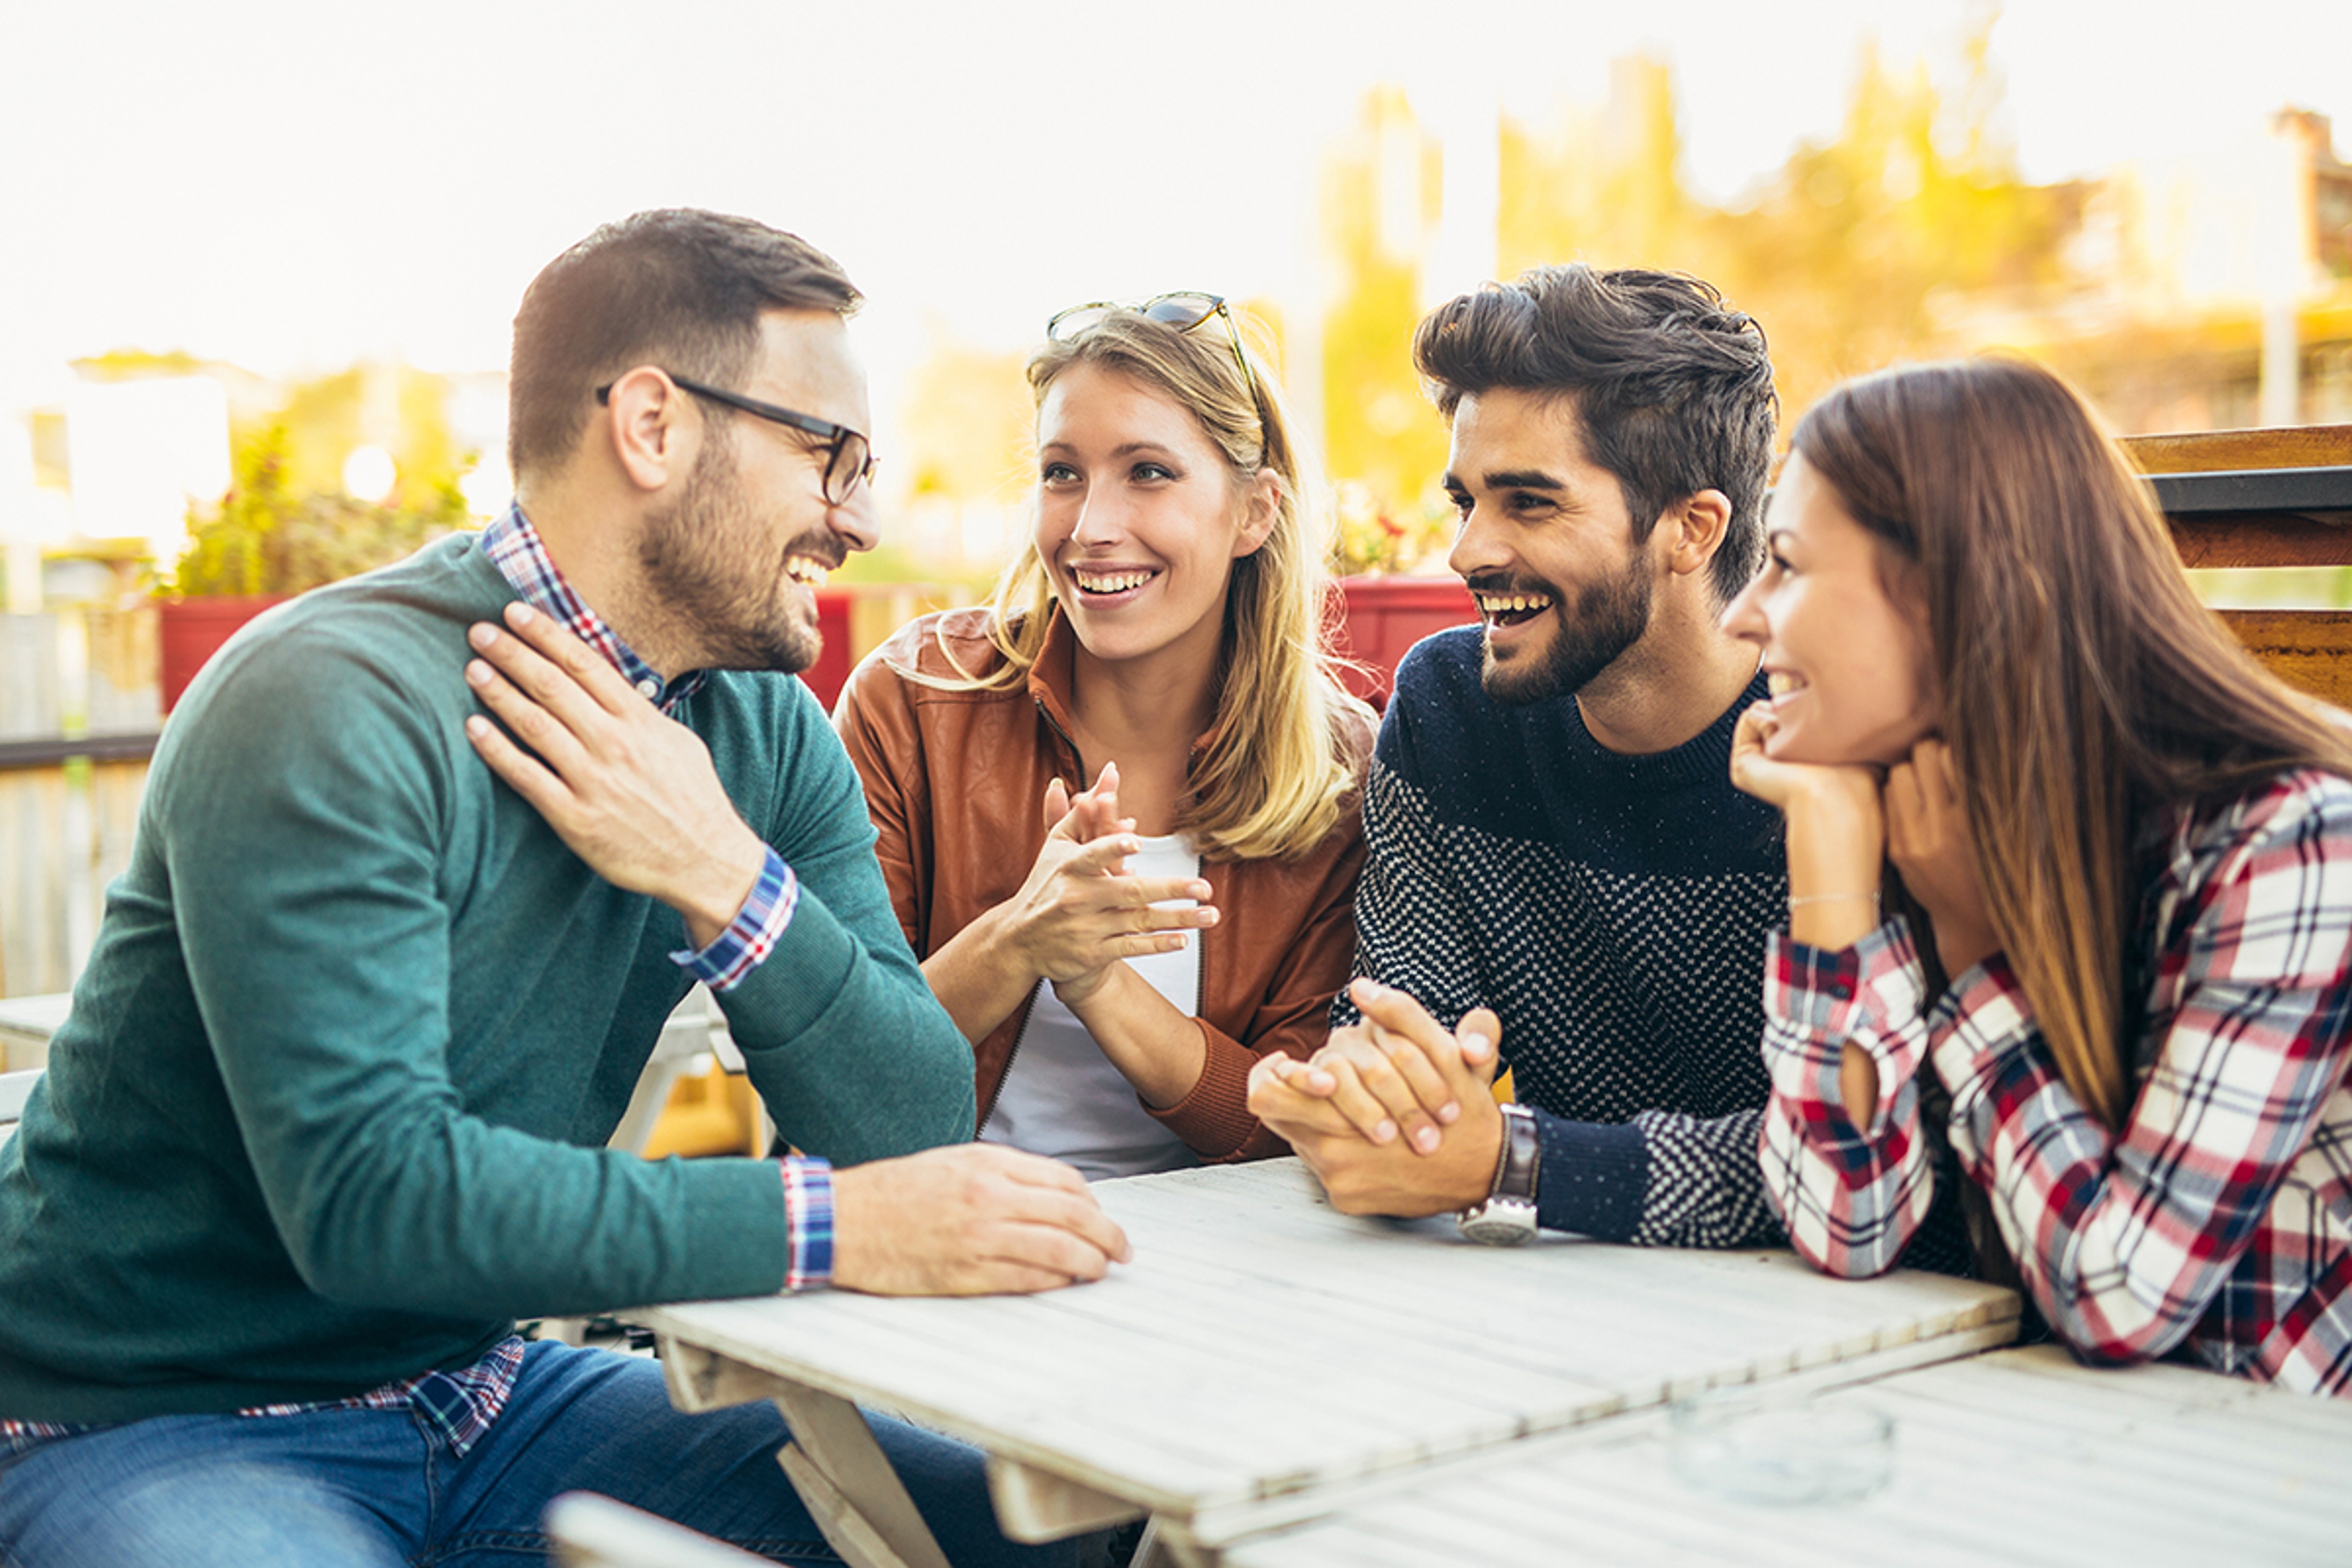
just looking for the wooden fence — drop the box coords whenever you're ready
[0,588,965,1001]
[0,608,159,998]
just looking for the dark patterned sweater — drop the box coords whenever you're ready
[1336,627,1788,1246]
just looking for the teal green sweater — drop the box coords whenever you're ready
[0,535,974,1423]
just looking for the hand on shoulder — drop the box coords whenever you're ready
[462,601,765,947]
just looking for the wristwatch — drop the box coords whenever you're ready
[1457,1102,1540,1245]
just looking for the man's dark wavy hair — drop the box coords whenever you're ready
[507,209,861,482]
[1412,265,1777,604]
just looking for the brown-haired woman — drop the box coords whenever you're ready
[1723,356,2352,1395]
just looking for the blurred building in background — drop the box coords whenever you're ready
[1298,66,2351,538]
[1965,108,2352,432]
[6,42,2349,616]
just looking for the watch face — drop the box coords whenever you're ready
[1458,1200,1538,1245]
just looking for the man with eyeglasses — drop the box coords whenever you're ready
[0,210,1123,1567]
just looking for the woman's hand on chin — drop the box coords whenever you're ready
[1886,739,2000,978]
[1728,700,1883,819]
[1731,700,1891,954]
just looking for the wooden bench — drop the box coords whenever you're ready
[2124,424,2352,706]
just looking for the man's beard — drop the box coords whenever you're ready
[639,437,833,676]
[1476,553,1653,707]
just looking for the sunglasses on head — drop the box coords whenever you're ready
[1045,291,1258,405]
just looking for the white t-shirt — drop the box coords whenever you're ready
[979,834,1204,1182]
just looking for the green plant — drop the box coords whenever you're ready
[173,426,469,598]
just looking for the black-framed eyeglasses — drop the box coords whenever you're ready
[1045,291,1259,406]
[595,374,875,507]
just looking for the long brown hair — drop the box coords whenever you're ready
[1794,358,2352,1129]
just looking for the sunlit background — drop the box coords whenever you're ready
[1,0,2348,993]
[6,0,2347,581]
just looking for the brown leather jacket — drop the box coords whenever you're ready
[832,607,1371,1161]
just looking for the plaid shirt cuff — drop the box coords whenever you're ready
[1762,915,1928,1136]
[783,1158,834,1291]
[671,847,800,992]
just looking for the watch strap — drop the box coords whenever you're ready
[1487,1102,1540,1203]
[1457,1103,1540,1244]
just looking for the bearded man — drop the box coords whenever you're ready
[0,211,1123,1567]
[1250,265,1841,1255]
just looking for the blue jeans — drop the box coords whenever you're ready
[0,1341,1085,1567]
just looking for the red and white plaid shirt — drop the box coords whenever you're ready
[1760,767,2352,1396]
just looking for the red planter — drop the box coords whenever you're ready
[796,587,857,714]
[1331,575,1477,707]
[158,596,290,713]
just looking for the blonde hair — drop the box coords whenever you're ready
[937,306,1371,862]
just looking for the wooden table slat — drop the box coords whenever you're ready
[1094,1172,2011,1392]
[1227,1345,2352,1568]
[1016,1238,1623,1413]
[659,1298,1254,1502]
[638,1161,2018,1548]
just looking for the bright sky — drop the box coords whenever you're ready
[3,0,2346,451]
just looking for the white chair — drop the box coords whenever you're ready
[0,1068,39,1151]
[608,986,748,1156]
[0,991,72,1072]
[543,1492,773,1568]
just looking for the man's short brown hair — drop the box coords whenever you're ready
[1414,265,1776,605]
[507,209,860,482]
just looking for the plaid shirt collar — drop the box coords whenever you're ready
[481,503,707,714]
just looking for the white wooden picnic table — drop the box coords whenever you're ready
[0,990,72,1072]
[631,1158,2019,1568]
[1221,1343,2352,1568]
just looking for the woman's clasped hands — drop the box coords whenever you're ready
[1000,761,1219,1006]
[1730,703,1999,981]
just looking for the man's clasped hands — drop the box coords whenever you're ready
[1022,766,1510,1218]
[1248,979,1508,1217]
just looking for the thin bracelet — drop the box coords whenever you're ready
[1787,891,1881,909]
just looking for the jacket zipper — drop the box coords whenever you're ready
[1033,694,1080,765]
[1194,872,1208,1015]
[978,984,1040,1135]
[984,699,1212,1133]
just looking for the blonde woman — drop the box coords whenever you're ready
[1726,358,2352,1393]
[835,295,1375,1178]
